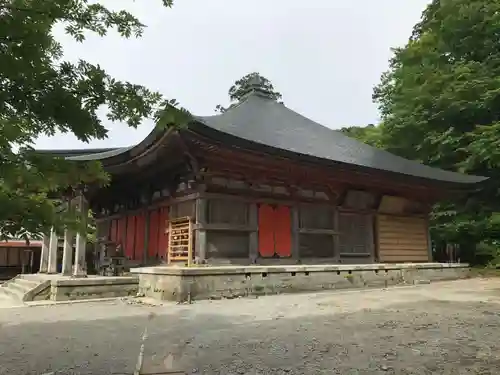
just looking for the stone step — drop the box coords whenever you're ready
[8,280,32,294]
[0,285,24,300]
[19,273,44,281]
[15,277,41,289]
[0,288,25,307]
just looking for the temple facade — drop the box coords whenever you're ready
[42,80,486,274]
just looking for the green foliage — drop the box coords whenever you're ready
[339,124,386,148]
[372,0,500,260]
[474,241,500,268]
[0,0,190,239]
[216,72,282,113]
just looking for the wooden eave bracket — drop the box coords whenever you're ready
[175,132,202,181]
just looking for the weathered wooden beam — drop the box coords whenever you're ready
[291,205,300,261]
[195,223,258,232]
[333,208,340,263]
[194,197,207,263]
[298,228,339,235]
[248,202,258,264]
[143,209,150,264]
[366,214,375,263]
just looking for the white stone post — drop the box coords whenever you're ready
[39,233,49,273]
[73,193,88,277]
[47,227,58,274]
[61,229,74,276]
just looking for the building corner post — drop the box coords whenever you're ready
[427,218,433,263]
[194,197,207,264]
[248,202,259,264]
[47,227,58,274]
[61,229,74,276]
[39,233,50,273]
[291,204,300,261]
[73,192,88,277]
[61,199,75,276]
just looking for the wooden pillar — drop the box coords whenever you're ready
[47,227,58,274]
[143,209,150,264]
[195,197,207,263]
[39,233,49,273]
[61,229,74,276]
[73,193,88,277]
[426,218,433,262]
[291,205,300,261]
[366,214,375,263]
[62,200,75,276]
[333,208,340,263]
[248,202,258,263]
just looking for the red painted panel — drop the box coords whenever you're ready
[274,205,292,257]
[148,209,159,258]
[110,219,118,242]
[258,204,275,257]
[134,213,145,261]
[117,217,127,248]
[157,207,169,261]
[125,215,136,259]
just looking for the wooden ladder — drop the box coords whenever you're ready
[167,216,193,266]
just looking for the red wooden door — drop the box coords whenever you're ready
[274,205,292,257]
[258,204,292,258]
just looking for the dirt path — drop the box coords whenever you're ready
[1,278,500,374]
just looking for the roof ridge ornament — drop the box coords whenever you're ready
[240,75,275,101]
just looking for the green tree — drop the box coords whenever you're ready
[339,124,385,148]
[0,0,190,240]
[373,0,500,263]
[216,72,282,113]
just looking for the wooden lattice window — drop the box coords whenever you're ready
[207,231,249,258]
[338,213,372,255]
[207,199,248,225]
[299,234,334,258]
[299,205,334,229]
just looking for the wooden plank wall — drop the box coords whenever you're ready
[377,214,429,263]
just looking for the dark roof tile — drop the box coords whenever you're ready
[195,93,485,185]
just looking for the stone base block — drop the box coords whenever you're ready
[131,263,470,303]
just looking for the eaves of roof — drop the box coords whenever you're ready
[39,92,487,186]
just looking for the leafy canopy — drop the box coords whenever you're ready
[373,0,500,262]
[215,72,282,113]
[339,124,386,148]
[0,0,190,239]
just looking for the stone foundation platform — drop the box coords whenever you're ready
[1,274,139,302]
[130,263,470,302]
[48,275,139,301]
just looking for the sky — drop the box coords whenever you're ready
[35,0,432,150]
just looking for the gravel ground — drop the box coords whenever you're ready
[1,278,500,375]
